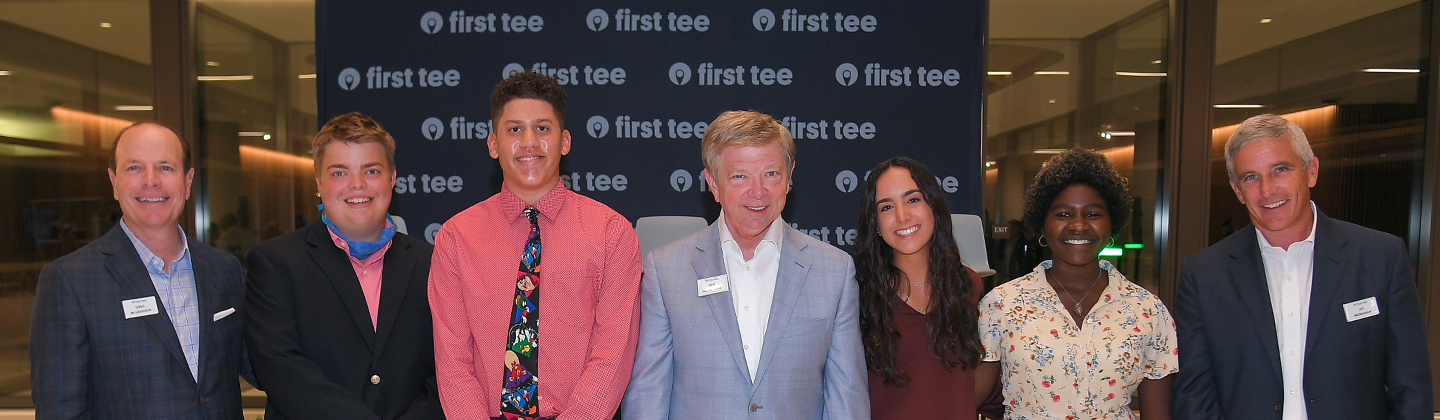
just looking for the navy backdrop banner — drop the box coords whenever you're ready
[317,0,985,249]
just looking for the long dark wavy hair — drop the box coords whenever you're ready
[853,157,983,387]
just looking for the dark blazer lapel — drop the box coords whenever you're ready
[190,239,228,388]
[99,226,190,374]
[306,223,377,348]
[750,225,811,391]
[1304,212,1347,355]
[693,223,751,383]
[372,233,416,361]
[1229,225,1284,381]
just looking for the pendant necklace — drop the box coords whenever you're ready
[1055,269,1104,318]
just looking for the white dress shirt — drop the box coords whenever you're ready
[1256,201,1319,420]
[717,213,784,380]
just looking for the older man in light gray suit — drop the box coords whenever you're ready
[623,110,868,420]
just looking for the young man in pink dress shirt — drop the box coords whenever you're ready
[429,71,643,420]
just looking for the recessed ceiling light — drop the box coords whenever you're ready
[1151,59,1162,64]
[297,73,317,79]
[1260,18,1272,24]
[0,71,10,76]
[197,75,255,81]
[1116,71,1167,77]
[114,105,153,111]
[1034,71,1069,75]
[206,61,220,67]
[99,22,112,28]
[1103,131,1136,137]
[1214,104,1265,108]
[986,71,1012,76]
[1034,149,1067,154]
[1362,68,1420,73]
[1048,99,1056,104]
[238,131,268,137]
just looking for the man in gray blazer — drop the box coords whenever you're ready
[623,110,868,420]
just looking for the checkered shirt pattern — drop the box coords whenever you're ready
[120,220,200,381]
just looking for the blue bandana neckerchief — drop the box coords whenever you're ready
[319,204,396,260]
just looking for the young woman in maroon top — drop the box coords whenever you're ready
[853,157,986,419]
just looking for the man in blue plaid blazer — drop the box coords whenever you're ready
[30,122,253,419]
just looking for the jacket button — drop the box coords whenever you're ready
[198,397,206,404]
[748,403,759,412]
[371,374,381,384]
[1275,403,1282,411]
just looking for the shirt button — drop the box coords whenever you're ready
[1287,276,1293,281]
[1287,311,1294,317]
[743,344,750,350]
[1289,350,1295,355]
[744,306,750,311]
[745,265,751,271]
[362,270,368,275]
[749,403,759,412]
[371,375,380,384]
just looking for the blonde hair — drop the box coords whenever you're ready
[700,110,795,173]
[312,112,397,173]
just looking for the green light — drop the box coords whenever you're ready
[1099,247,1124,257]
[1123,243,1144,249]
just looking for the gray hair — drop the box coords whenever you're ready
[1224,114,1315,184]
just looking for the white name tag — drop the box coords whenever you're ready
[122,296,160,319]
[697,274,729,297]
[1343,297,1380,322]
[213,307,236,321]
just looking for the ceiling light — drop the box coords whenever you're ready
[1103,131,1136,137]
[263,134,272,141]
[984,161,997,168]
[238,131,268,137]
[114,105,153,111]
[1034,149,1067,154]
[206,61,220,67]
[1151,59,1162,64]
[986,71,1012,76]
[99,22,112,28]
[1214,104,1265,108]
[1034,71,1069,75]
[297,73,317,79]
[1116,71,1167,77]
[1361,68,1420,73]
[1260,18,1272,24]
[0,71,10,76]
[198,75,255,81]
[1048,99,1056,104]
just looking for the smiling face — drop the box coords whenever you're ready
[705,141,793,247]
[109,124,194,233]
[1229,137,1318,246]
[1043,184,1112,269]
[488,98,571,204]
[316,141,395,242]
[874,167,935,258]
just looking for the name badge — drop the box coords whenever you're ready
[122,296,160,319]
[1343,297,1380,322]
[697,274,729,297]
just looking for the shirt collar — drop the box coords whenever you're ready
[497,180,569,225]
[1255,200,1319,250]
[717,212,785,252]
[1018,259,1134,298]
[118,218,191,271]
[327,219,394,264]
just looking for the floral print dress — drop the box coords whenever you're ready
[979,260,1178,420]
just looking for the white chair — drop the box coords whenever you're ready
[634,215,709,257]
[951,214,996,277]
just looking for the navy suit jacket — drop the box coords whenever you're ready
[1173,211,1432,420]
[31,224,250,420]
[244,223,443,420]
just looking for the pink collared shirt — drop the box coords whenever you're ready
[326,225,393,330]
[429,182,642,419]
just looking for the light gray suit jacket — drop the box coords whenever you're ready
[623,221,869,420]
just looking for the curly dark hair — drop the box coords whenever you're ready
[1022,147,1131,240]
[490,71,567,128]
[853,157,982,388]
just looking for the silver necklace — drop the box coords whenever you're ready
[1053,269,1104,318]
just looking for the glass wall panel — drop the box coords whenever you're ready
[0,0,152,404]
[986,1,1169,294]
[1209,1,1427,267]
[196,0,316,405]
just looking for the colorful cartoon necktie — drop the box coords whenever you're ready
[501,207,541,419]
